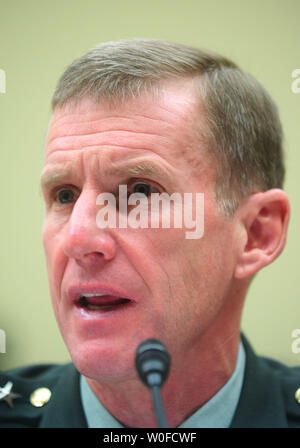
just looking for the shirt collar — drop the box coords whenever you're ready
[80,341,246,428]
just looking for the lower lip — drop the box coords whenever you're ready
[74,300,134,319]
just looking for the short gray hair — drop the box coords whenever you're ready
[51,38,285,215]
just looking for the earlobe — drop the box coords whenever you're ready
[234,189,290,279]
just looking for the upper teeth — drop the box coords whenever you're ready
[82,293,106,297]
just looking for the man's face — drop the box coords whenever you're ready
[41,81,239,382]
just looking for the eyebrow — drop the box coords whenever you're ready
[110,161,177,190]
[112,162,167,180]
[40,160,173,191]
[40,169,73,190]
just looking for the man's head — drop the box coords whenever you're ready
[41,39,289,383]
[52,38,285,215]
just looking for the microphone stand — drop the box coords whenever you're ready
[151,384,169,428]
[135,339,171,428]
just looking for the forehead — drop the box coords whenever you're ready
[44,80,210,175]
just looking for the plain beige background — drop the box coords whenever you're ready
[0,0,299,370]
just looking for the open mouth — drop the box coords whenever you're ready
[76,293,132,312]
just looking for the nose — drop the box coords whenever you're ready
[63,188,117,263]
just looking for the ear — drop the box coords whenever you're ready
[234,189,290,279]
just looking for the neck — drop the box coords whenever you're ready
[86,326,241,427]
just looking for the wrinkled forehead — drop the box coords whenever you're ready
[44,79,211,173]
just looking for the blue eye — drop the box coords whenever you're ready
[57,188,75,204]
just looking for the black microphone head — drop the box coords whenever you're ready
[135,338,171,388]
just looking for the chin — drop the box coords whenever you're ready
[67,339,138,383]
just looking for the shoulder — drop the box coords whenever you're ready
[260,355,300,427]
[234,336,300,428]
[0,363,73,428]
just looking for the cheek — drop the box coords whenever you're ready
[42,220,67,308]
[117,227,186,288]
[118,229,203,334]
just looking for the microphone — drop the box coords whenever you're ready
[135,338,171,428]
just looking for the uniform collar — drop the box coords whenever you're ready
[80,341,245,428]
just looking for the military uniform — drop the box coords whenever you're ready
[1,336,300,428]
